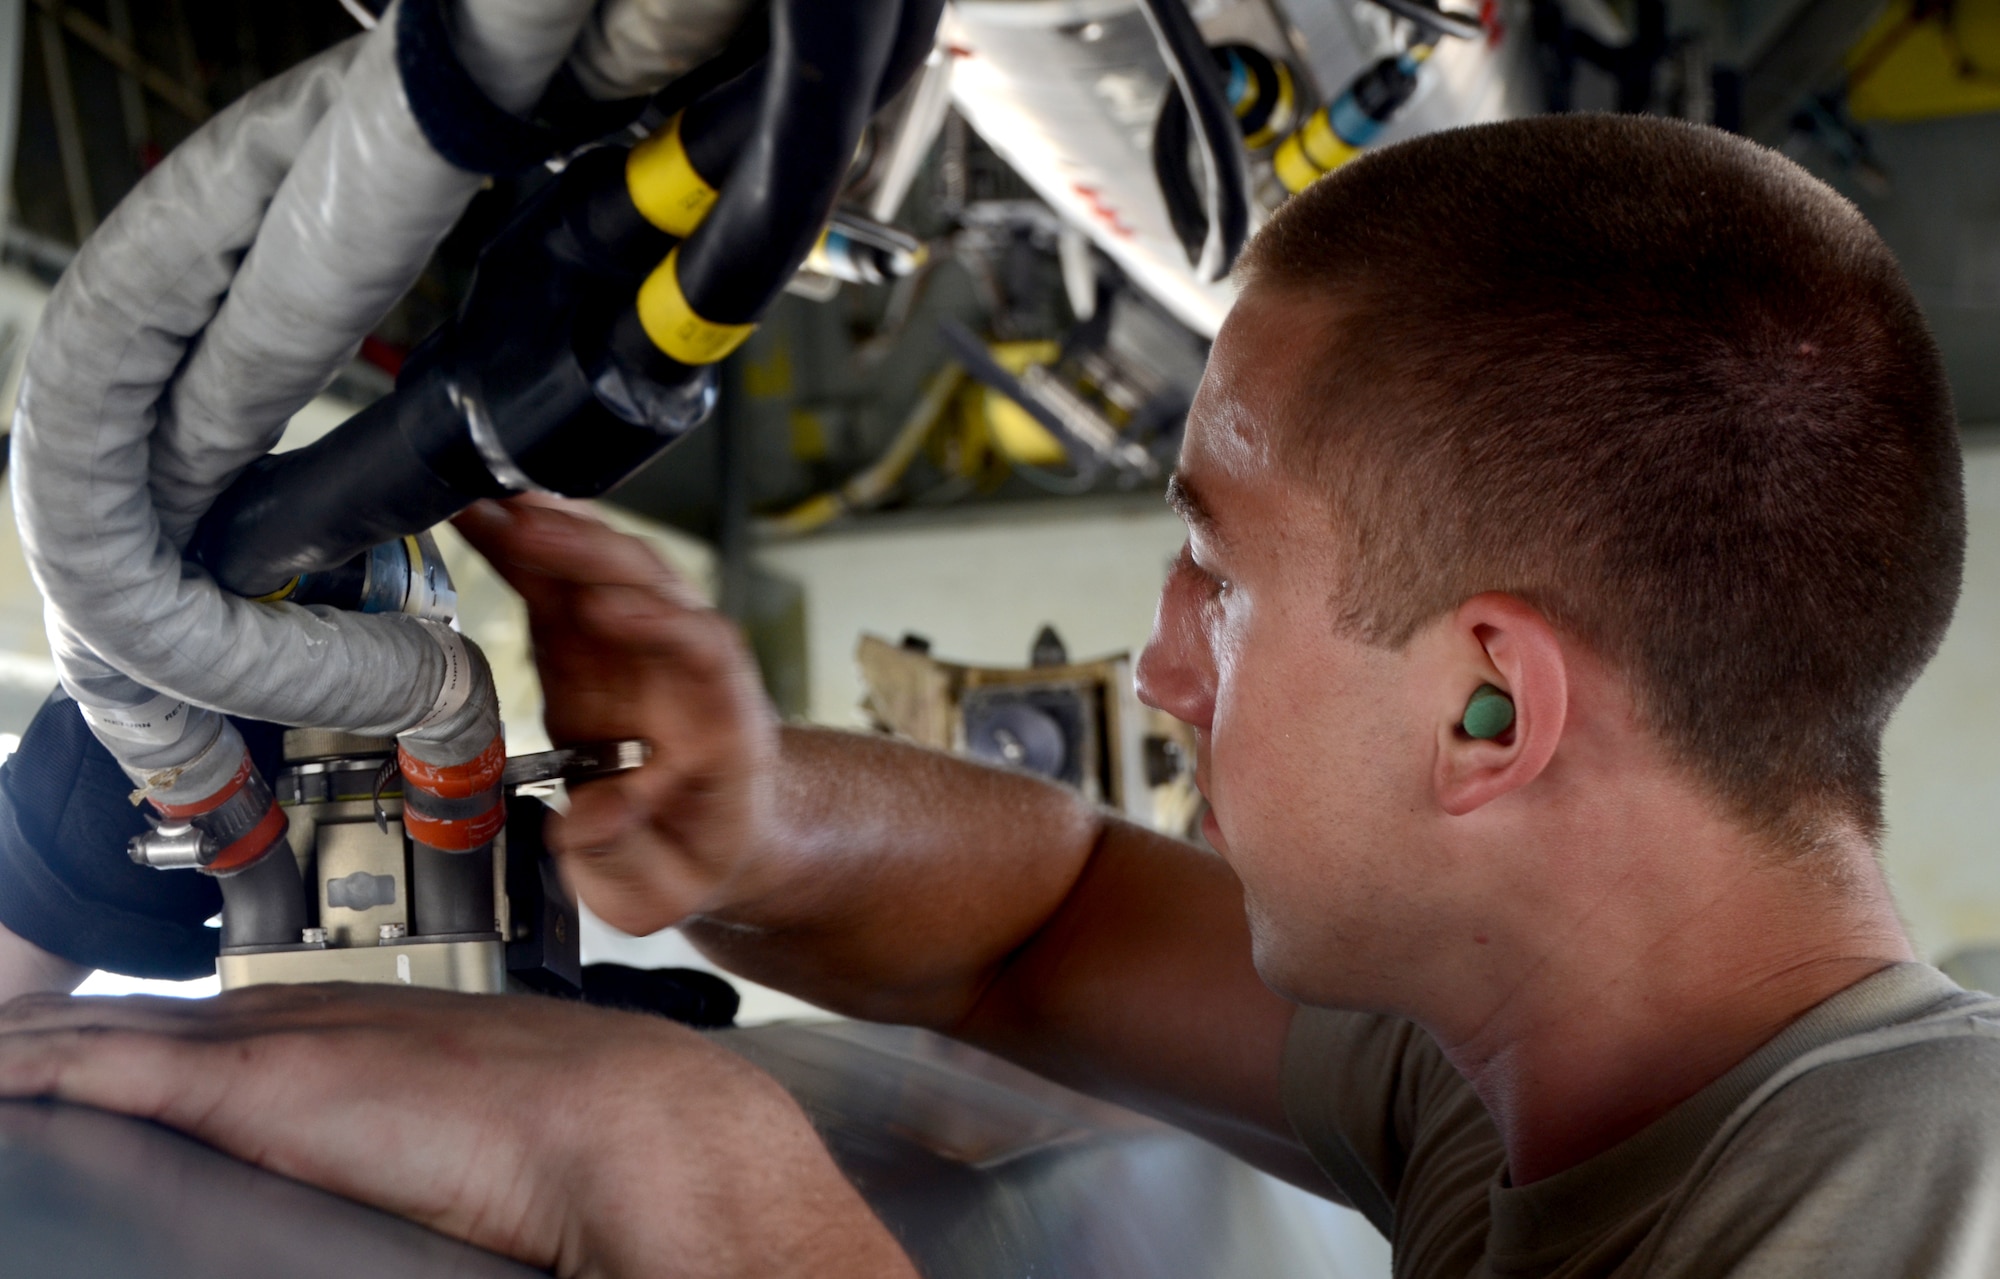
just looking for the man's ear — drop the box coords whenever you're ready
[1433,593,1568,817]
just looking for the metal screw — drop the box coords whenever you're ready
[377,922,408,945]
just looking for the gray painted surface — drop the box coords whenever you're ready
[0,1099,539,1279]
[0,1020,1388,1278]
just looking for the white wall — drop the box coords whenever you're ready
[757,495,1186,729]
[1882,442,2000,960]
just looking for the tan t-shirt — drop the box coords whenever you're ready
[1282,964,2000,1277]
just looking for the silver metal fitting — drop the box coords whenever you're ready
[377,923,408,945]
[127,822,213,870]
[300,928,329,947]
[501,738,653,789]
[356,531,457,621]
[147,759,286,875]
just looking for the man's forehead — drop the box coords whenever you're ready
[1188,289,1332,471]
[1172,294,1349,546]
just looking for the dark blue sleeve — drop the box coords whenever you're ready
[0,690,289,981]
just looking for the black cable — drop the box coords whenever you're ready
[674,0,904,323]
[1134,0,1251,280]
[1151,85,1208,266]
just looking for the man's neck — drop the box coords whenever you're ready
[1428,846,1913,1185]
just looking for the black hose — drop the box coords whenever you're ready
[191,0,938,597]
[217,848,309,951]
[603,0,935,270]
[1134,0,1251,280]
[675,0,903,324]
[676,0,940,176]
[192,355,503,596]
[409,845,496,936]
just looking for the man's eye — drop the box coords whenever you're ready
[1187,552,1227,596]
[1174,544,1229,598]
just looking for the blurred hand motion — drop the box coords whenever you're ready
[453,498,780,936]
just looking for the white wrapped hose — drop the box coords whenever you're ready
[12,0,595,808]
[567,0,757,99]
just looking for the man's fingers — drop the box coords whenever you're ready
[455,498,705,608]
[0,986,456,1046]
[0,1021,232,1128]
[452,501,580,619]
[0,992,230,1035]
[553,816,704,935]
[573,586,756,685]
[557,776,642,851]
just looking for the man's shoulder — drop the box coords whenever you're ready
[1642,992,2000,1277]
[1752,987,2000,1128]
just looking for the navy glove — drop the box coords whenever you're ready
[0,689,287,980]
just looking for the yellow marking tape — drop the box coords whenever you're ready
[637,247,757,365]
[626,113,719,238]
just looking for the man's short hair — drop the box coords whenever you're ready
[1237,114,1962,854]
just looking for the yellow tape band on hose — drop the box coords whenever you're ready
[1299,110,1360,173]
[1243,61,1296,150]
[626,113,719,238]
[252,576,301,604]
[637,247,758,365]
[1273,133,1322,193]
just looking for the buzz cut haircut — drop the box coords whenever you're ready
[1237,114,1963,854]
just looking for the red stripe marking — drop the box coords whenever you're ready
[398,737,506,799]
[403,803,506,853]
[204,802,290,876]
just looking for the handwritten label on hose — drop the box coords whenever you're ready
[626,114,720,239]
[637,247,758,366]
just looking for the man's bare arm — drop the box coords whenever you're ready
[681,726,1321,1190]
[457,493,1322,1190]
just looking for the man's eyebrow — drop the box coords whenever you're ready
[1164,473,1219,536]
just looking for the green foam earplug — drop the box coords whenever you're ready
[1462,684,1515,740]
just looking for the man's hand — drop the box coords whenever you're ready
[0,984,916,1279]
[453,497,1314,1192]
[453,498,779,936]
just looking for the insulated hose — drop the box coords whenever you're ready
[8,0,939,961]
[189,0,943,599]
[11,0,598,943]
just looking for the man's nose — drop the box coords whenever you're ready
[1135,586,1214,729]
